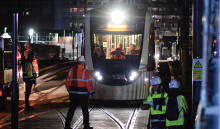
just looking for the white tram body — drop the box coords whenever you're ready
[85,7,155,100]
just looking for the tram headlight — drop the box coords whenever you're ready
[95,71,102,80]
[111,10,124,23]
[97,76,102,80]
[95,72,100,76]
[132,72,137,77]
[129,72,137,81]
[129,76,134,81]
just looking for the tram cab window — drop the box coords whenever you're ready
[92,34,142,69]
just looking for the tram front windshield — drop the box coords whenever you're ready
[92,34,142,70]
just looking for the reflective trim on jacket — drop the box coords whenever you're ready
[65,65,94,94]
[143,91,167,127]
[165,95,189,126]
[23,61,34,79]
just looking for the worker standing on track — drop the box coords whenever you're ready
[23,53,36,111]
[165,79,189,129]
[64,56,94,129]
[143,76,167,129]
[24,43,39,77]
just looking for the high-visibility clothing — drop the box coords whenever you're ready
[165,95,188,127]
[23,60,36,82]
[143,91,167,127]
[17,51,22,61]
[110,48,125,55]
[24,49,39,76]
[32,58,39,76]
[111,54,126,59]
[65,65,94,94]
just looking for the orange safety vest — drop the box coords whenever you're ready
[17,51,22,61]
[111,54,126,59]
[65,65,94,94]
[32,58,39,76]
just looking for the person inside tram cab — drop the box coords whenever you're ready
[93,44,106,57]
[130,44,136,50]
[110,43,125,55]
[94,47,106,59]
[111,48,126,59]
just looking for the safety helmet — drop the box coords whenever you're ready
[169,79,180,89]
[77,56,85,62]
[150,76,162,86]
[24,43,31,50]
[28,53,34,59]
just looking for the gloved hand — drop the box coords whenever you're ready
[141,104,150,110]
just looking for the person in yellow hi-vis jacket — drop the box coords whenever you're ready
[165,79,189,129]
[143,76,167,129]
[23,52,36,111]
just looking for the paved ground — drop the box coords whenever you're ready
[0,60,150,129]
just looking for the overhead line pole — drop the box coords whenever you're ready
[12,13,19,129]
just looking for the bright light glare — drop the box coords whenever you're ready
[95,72,100,76]
[29,29,34,36]
[111,10,124,23]
[145,78,148,82]
[155,54,159,60]
[130,76,134,81]
[97,76,102,80]
[132,72,137,77]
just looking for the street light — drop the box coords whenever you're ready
[29,29,34,43]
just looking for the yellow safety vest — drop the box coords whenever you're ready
[143,91,167,127]
[165,95,188,126]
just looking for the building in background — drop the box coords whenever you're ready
[0,0,190,60]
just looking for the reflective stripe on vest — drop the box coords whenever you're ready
[69,91,89,94]
[148,92,166,107]
[151,119,166,122]
[178,115,184,118]
[145,100,154,107]
[66,69,92,82]
[23,61,35,79]
[177,96,181,112]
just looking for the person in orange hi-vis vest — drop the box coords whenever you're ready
[17,44,22,78]
[24,43,39,77]
[111,48,126,59]
[110,43,125,55]
[64,56,94,129]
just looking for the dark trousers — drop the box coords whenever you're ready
[65,93,89,128]
[25,81,32,107]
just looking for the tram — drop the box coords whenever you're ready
[84,7,156,100]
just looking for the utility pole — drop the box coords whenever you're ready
[192,0,203,125]
[82,0,87,57]
[181,0,190,88]
[12,13,19,129]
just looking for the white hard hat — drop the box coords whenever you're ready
[169,79,180,89]
[77,56,85,62]
[150,76,162,85]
